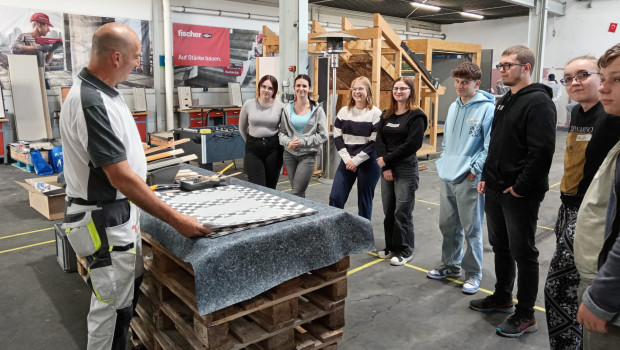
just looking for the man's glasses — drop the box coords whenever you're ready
[561,71,600,86]
[350,87,366,92]
[392,87,411,92]
[496,63,526,71]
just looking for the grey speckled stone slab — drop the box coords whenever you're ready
[140,164,375,315]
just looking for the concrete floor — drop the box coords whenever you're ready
[0,132,568,349]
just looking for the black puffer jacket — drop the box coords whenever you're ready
[482,83,557,197]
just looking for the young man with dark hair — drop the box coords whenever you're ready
[470,45,557,338]
[427,62,494,295]
[574,42,620,349]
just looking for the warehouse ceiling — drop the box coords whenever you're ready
[308,0,530,24]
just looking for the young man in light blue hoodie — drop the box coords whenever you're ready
[427,62,495,295]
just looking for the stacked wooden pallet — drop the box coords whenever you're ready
[130,233,348,350]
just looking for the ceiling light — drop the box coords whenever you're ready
[460,11,484,20]
[410,2,441,11]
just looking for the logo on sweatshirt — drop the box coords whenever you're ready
[469,125,481,137]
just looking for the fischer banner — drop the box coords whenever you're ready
[173,23,230,67]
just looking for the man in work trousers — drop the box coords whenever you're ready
[470,45,556,337]
[427,62,495,295]
[59,23,211,350]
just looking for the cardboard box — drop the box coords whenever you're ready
[15,176,66,220]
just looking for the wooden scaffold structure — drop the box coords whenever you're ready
[262,13,446,158]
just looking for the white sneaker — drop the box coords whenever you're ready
[462,277,480,295]
[377,249,393,259]
[390,253,413,266]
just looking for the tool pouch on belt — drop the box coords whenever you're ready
[62,199,139,303]
[62,202,101,258]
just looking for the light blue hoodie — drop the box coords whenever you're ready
[435,90,495,183]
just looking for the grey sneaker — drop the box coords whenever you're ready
[427,265,462,280]
[496,313,537,337]
[377,249,393,259]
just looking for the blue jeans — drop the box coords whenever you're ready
[438,177,484,279]
[329,153,381,220]
[282,151,315,197]
[380,156,418,257]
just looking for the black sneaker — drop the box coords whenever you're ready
[496,313,537,337]
[469,295,515,313]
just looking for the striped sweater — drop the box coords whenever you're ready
[333,105,382,165]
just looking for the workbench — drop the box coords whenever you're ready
[173,126,245,171]
[140,164,375,316]
[178,105,242,128]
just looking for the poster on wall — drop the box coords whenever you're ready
[173,24,262,89]
[0,6,153,90]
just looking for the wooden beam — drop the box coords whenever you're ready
[262,25,276,37]
[312,20,327,33]
[371,32,382,109]
[380,55,396,80]
[144,138,190,155]
[395,52,402,78]
[342,17,355,30]
[145,149,185,162]
[374,13,401,50]
[146,154,198,172]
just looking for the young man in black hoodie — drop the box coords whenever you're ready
[470,45,557,338]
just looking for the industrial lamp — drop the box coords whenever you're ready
[312,32,358,179]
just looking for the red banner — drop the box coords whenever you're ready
[173,23,230,67]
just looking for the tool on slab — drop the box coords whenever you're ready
[178,162,241,191]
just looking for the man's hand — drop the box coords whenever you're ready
[477,181,486,194]
[51,41,63,51]
[172,214,212,238]
[35,43,54,53]
[503,186,523,197]
[383,169,394,181]
[377,157,386,168]
[288,138,300,150]
[345,160,357,172]
[577,302,608,333]
[465,172,476,180]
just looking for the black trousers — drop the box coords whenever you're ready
[244,135,283,189]
[485,188,543,318]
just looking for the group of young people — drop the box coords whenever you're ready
[240,42,620,348]
[240,73,428,267]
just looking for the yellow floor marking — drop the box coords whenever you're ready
[282,182,322,192]
[360,252,546,312]
[347,258,383,275]
[549,182,561,188]
[0,227,54,240]
[416,199,440,206]
[0,240,55,254]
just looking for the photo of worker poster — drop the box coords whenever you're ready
[172,24,262,89]
[0,6,153,90]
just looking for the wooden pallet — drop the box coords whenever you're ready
[133,232,348,350]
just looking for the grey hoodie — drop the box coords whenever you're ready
[279,102,328,156]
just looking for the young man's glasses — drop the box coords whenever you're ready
[495,63,526,71]
[560,71,600,86]
[392,87,410,92]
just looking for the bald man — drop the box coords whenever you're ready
[59,23,210,350]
